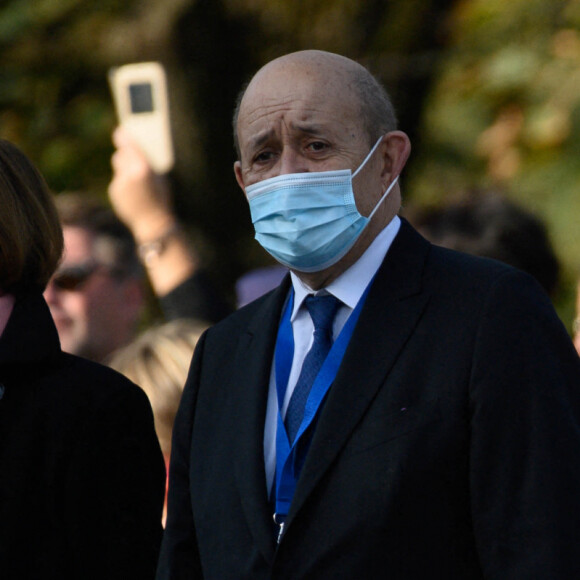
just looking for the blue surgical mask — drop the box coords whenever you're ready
[245,137,398,272]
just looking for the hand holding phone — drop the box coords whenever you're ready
[109,62,174,174]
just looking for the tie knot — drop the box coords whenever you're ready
[305,294,341,335]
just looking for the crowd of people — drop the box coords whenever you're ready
[0,49,579,580]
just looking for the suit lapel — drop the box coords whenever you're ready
[232,278,291,561]
[287,221,432,523]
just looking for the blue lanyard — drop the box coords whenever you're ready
[273,281,372,529]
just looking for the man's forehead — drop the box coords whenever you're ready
[244,118,337,146]
[238,85,358,139]
[62,226,117,268]
[62,226,95,260]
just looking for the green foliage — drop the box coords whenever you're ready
[0,0,577,326]
[409,0,580,325]
[0,0,131,194]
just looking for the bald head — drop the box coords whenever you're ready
[232,50,397,158]
[232,49,411,288]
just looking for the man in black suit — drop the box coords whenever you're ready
[158,50,580,579]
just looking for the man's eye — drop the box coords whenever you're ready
[307,141,328,152]
[254,151,274,163]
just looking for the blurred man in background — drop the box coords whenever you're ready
[44,193,146,363]
[405,191,561,298]
[45,130,233,363]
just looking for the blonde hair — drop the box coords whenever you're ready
[0,140,63,294]
[109,318,208,457]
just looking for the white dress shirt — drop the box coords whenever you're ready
[264,216,401,492]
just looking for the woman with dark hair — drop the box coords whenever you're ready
[0,140,165,580]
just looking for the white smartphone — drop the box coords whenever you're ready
[109,61,174,173]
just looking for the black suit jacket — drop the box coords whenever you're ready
[0,292,166,580]
[158,220,580,579]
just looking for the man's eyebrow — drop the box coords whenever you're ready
[248,130,275,151]
[290,122,328,136]
[246,123,330,151]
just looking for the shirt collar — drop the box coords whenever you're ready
[290,215,401,318]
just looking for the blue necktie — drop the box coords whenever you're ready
[284,294,341,444]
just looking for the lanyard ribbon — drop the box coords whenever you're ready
[273,281,372,528]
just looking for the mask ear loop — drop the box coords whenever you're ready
[352,135,400,221]
[352,136,384,178]
[367,175,399,221]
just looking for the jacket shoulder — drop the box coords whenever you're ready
[11,352,153,417]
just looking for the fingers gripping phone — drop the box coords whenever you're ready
[109,61,174,173]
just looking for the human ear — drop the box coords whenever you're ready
[379,131,411,184]
[233,160,248,199]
